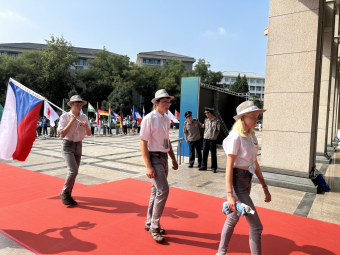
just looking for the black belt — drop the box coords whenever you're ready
[63,139,82,144]
[149,152,168,157]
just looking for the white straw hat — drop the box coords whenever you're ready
[67,95,87,107]
[233,101,266,120]
[151,89,174,104]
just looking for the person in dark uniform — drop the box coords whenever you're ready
[199,107,220,173]
[183,111,204,168]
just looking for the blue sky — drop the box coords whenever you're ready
[0,0,269,75]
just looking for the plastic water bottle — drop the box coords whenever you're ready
[237,201,255,215]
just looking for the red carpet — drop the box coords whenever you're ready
[0,162,339,254]
[0,163,87,209]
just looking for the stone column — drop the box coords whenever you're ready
[332,60,340,140]
[327,59,337,146]
[261,0,324,173]
[316,1,335,155]
[327,6,340,145]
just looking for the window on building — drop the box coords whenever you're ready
[262,87,265,91]
[225,77,229,82]
[261,94,264,99]
[225,85,229,90]
[0,52,4,55]
[143,59,160,65]
[256,87,261,91]
[263,80,265,84]
[256,80,261,84]
[250,79,254,83]
[9,53,18,57]
[231,78,236,83]
[250,86,255,90]
[250,93,255,96]
[76,59,87,66]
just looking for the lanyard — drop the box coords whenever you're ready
[154,115,169,149]
[161,116,169,137]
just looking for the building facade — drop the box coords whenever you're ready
[259,0,340,192]
[135,50,196,71]
[219,71,265,100]
[0,43,116,76]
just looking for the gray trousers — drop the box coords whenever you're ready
[61,140,82,195]
[218,168,263,255]
[146,152,169,230]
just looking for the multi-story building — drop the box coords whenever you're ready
[0,43,116,76]
[136,50,196,71]
[218,71,265,100]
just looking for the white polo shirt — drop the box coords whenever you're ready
[223,130,258,174]
[57,111,90,142]
[140,110,170,152]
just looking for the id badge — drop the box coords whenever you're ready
[73,133,79,142]
[163,139,169,149]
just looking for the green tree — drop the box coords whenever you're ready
[229,74,249,93]
[158,58,189,107]
[68,89,78,98]
[191,58,210,80]
[252,95,264,121]
[104,85,133,116]
[78,48,136,106]
[191,58,223,87]
[36,35,79,105]
[78,67,114,107]
[0,55,26,105]
[132,65,160,112]
[241,75,249,93]
[252,95,263,109]
[204,70,224,87]
[0,35,79,106]
[0,50,45,105]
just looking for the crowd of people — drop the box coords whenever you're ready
[88,116,141,136]
[36,116,57,137]
[36,115,143,138]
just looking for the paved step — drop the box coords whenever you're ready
[253,172,317,193]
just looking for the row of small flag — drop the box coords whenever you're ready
[87,103,180,125]
[87,103,143,129]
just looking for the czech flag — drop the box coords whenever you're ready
[0,78,44,161]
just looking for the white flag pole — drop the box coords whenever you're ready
[9,77,81,122]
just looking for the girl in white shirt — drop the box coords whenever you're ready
[217,101,271,255]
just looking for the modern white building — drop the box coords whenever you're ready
[219,71,265,100]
